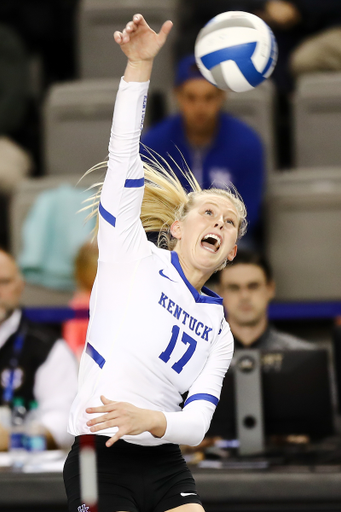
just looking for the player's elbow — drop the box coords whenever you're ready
[180,411,210,446]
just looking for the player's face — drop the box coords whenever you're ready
[171,194,239,275]
[0,251,24,323]
[218,264,275,327]
[175,78,226,135]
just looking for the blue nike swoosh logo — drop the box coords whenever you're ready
[159,269,175,282]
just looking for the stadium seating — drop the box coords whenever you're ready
[225,80,276,175]
[43,78,120,175]
[293,73,341,167]
[77,0,177,95]
[266,167,341,300]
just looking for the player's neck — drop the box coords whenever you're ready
[174,249,211,293]
[228,317,268,347]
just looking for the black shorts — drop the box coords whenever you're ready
[63,435,202,512]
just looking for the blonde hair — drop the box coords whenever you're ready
[82,152,247,252]
[74,240,99,291]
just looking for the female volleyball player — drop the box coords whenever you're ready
[64,14,247,512]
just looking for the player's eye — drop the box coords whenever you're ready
[225,218,235,226]
[204,209,213,215]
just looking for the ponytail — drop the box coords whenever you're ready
[80,150,247,248]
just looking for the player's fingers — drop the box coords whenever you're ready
[158,20,173,45]
[105,434,119,447]
[86,402,118,414]
[89,420,116,432]
[100,395,113,405]
[132,13,145,28]
[105,428,128,447]
[114,17,136,43]
[113,31,123,44]
[126,21,137,33]
[121,28,130,44]
[87,412,115,426]
[86,406,105,413]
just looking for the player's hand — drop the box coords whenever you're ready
[86,395,166,447]
[114,14,173,64]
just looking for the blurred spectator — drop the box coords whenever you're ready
[0,249,78,451]
[63,240,98,361]
[18,184,96,291]
[217,249,312,349]
[141,55,265,249]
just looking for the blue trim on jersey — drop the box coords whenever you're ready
[99,201,116,227]
[124,177,145,188]
[184,393,219,407]
[86,342,106,369]
[171,251,223,305]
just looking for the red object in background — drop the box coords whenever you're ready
[63,291,91,361]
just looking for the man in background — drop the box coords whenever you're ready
[200,250,315,446]
[0,248,78,450]
[141,55,265,249]
[217,249,312,350]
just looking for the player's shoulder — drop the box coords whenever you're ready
[149,241,170,259]
[149,243,175,272]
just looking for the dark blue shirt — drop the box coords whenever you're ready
[141,112,265,233]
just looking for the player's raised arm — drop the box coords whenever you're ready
[97,15,172,263]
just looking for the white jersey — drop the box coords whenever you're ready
[68,79,234,447]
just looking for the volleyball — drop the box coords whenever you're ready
[194,11,278,93]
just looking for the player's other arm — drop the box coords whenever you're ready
[161,324,234,446]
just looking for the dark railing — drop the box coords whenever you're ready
[23,302,341,323]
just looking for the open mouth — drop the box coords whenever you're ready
[201,233,221,253]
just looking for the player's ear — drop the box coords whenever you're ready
[170,220,182,240]
[226,244,237,262]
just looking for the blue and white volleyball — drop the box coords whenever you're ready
[194,11,278,92]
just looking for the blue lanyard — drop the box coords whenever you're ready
[2,330,26,404]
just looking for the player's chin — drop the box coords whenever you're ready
[198,252,225,273]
